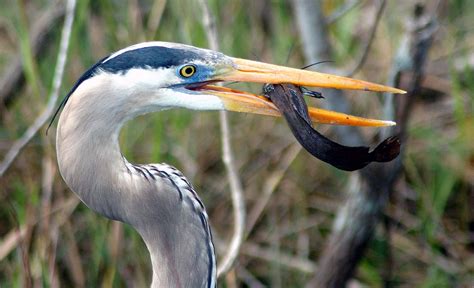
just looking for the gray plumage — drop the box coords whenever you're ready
[57,42,221,287]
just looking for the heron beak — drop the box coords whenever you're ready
[200,57,405,127]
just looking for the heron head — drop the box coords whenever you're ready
[56,42,404,128]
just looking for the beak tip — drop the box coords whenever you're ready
[393,88,407,94]
[385,120,397,126]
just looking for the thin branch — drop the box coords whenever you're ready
[0,225,28,261]
[198,0,218,51]
[40,154,58,286]
[0,0,76,177]
[216,110,246,277]
[197,0,246,277]
[103,222,123,287]
[145,0,167,40]
[326,0,363,25]
[346,0,387,77]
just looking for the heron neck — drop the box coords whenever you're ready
[56,75,139,220]
[57,103,128,221]
[56,76,216,287]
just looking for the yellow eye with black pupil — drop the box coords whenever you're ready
[180,65,196,77]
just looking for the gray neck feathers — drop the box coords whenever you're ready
[56,74,216,287]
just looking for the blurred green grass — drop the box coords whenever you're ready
[1,0,473,287]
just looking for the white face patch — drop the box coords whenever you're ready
[92,68,225,114]
[155,88,225,111]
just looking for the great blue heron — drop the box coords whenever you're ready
[54,42,403,287]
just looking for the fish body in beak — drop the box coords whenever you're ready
[263,83,400,171]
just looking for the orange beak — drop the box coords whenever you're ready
[203,57,404,127]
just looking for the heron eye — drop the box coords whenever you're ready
[179,65,196,78]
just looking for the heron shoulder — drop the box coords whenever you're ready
[125,162,206,213]
[125,162,217,287]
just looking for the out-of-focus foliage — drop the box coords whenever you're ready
[0,0,473,287]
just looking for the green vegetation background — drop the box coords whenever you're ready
[0,0,473,287]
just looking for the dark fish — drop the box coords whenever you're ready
[263,83,400,171]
